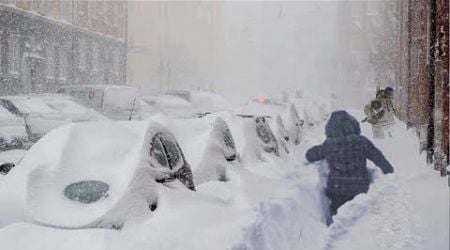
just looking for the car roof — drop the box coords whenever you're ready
[0,94,106,119]
[59,84,137,91]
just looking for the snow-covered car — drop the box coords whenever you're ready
[149,114,238,185]
[1,121,194,230]
[273,115,290,154]
[291,94,332,127]
[235,101,285,119]
[254,116,279,157]
[0,105,28,150]
[218,113,281,161]
[144,90,229,118]
[141,94,196,118]
[166,90,230,117]
[58,85,141,120]
[0,94,106,141]
[235,101,304,146]
[285,104,304,145]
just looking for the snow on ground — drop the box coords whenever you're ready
[0,107,447,250]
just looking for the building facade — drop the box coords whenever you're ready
[339,0,449,175]
[395,0,449,176]
[0,0,127,95]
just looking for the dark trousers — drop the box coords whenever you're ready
[329,194,355,216]
[326,193,355,225]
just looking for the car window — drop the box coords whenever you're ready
[150,135,169,167]
[63,180,109,204]
[255,117,272,144]
[290,104,301,121]
[166,90,191,102]
[222,126,236,150]
[0,100,21,116]
[213,117,236,150]
[160,135,181,169]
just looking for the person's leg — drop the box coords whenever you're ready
[328,194,355,225]
[386,124,393,137]
[372,125,385,139]
[329,195,349,216]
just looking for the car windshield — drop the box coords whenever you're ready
[0,105,19,120]
[151,135,169,168]
[8,98,58,114]
[222,127,236,150]
[255,117,272,144]
[160,135,181,168]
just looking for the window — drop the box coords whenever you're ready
[8,34,20,74]
[59,1,68,21]
[57,47,67,80]
[87,1,94,28]
[103,49,109,76]
[213,118,237,161]
[30,0,38,12]
[256,117,272,144]
[46,45,55,79]
[255,116,279,155]
[160,136,181,168]
[92,42,99,72]
[102,1,108,24]
[222,126,235,150]
[150,133,182,170]
[0,31,2,75]
[214,117,236,150]
[113,2,119,26]
[78,39,86,70]
[150,135,169,168]
[112,49,120,75]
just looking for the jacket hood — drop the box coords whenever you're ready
[325,110,361,138]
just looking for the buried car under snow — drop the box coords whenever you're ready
[150,114,239,185]
[235,101,304,146]
[142,90,230,119]
[1,121,194,230]
[0,94,107,143]
[58,85,141,121]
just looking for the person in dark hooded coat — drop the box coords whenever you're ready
[305,110,393,222]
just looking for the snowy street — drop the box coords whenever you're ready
[0,106,447,250]
[0,1,448,249]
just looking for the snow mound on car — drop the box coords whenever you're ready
[148,114,234,184]
[24,121,165,229]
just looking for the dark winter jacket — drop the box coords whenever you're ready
[306,111,394,196]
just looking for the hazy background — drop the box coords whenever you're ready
[127,1,340,103]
